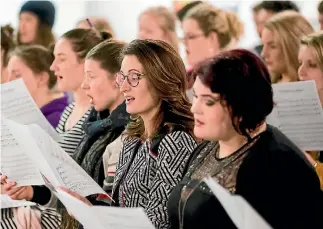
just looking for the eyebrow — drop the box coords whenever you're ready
[56,53,66,57]
[120,69,141,73]
[193,89,220,100]
[266,41,276,45]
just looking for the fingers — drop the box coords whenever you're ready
[3,181,16,193]
[8,186,27,200]
[0,175,8,184]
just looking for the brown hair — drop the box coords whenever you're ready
[140,6,179,52]
[77,17,116,37]
[264,10,314,83]
[319,1,323,13]
[184,3,233,49]
[86,39,126,74]
[9,45,56,89]
[1,24,15,67]
[17,23,55,48]
[61,28,112,62]
[121,39,194,139]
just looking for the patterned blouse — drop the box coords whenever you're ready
[112,131,197,229]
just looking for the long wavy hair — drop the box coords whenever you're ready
[121,39,194,140]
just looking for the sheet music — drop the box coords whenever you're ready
[0,119,44,186]
[266,81,323,151]
[1,79,59,141]
[0,194,36,209]
[55,189,155,229]
[6,120,106,197]
[204,177,272,229]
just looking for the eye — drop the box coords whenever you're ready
[205,100,216,106]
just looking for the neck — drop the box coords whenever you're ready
[73,87,91,109]
[218,122,267,158]
[34,88,55,108]
[141,103,161,140]
[280,72,296,83]
[107,95,124,113]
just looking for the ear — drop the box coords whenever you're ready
[36,72,50,88]
[207,31,220,54]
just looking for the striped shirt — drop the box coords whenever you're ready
[1,206,61,229]
[56,103,91,156]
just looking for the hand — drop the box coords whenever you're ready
[0,175,33,200]
[58,187,92,206]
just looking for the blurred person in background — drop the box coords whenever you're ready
[318,1,323,30]
[261,11,314,83]
[17,0,56,48]
[138,6,179,53]
[1,25,15,83]
[252,1,299,56]
[76,17,116,38]
[8,45,68,128]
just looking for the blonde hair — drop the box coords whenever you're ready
[184,3,233,49]
[264,10,314,83]
[139,6,179,53]
[224,10,244,42]
[301,31,323,72]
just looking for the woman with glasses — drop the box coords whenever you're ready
[180,3,243,100]
[62,39,197,229]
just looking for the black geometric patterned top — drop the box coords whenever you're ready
[112,131,197,228]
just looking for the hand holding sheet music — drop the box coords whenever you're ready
[54,189,155,229]
[1,79,59,141]
[266,81,323,151]
[6,120,106,197]
[204,177,272,229]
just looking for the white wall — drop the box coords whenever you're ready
[1,0,321,48]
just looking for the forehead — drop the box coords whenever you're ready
[120,55,143,72]
[54,38,74,55]
[193,77,212,93]
[261,28,275,42]
[139,13,160,26]
[19,12,38,21]
[299,45,316,59]
[257,9,274,22]
[8,55,27,68]
[182,18,202,33]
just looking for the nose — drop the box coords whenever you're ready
[50,59,57,72]
[260,46,267,60]
[298,64,307,81]
[119,78,131,93]
[81,77,90,90]
[190,97,202,115]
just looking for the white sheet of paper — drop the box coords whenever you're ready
[266,81,323,151]
[0,119,44,186]
[7,120,106,197]
[1,79,59,141]
[55,189,155,229]
[0,194,36,209]
[204,177,272,229]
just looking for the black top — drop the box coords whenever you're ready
[167,125,322,229]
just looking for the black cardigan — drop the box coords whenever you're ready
[167,125,322,229]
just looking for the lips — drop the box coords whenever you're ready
[195,119,205,127]
[125,96,135,104]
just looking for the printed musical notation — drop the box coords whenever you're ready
[1,79,59,141]
[266,81,323,151]
[0,120,44,186]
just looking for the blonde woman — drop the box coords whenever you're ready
[181,3,242,100]
[224,10,244,50]
[138,6,179,53]
[298,31,323,190]
[261,10,314,83]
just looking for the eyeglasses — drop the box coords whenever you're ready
[116,71,145,87]
[180,33,205,42]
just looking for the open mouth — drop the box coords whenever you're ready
[125,96,135,104]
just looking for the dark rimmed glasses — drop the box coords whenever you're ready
[116,70,145,87]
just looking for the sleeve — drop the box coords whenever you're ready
[31,186,57,208]
[145,131,197,228]
[314,162,323,190]
[236,147,322,229]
